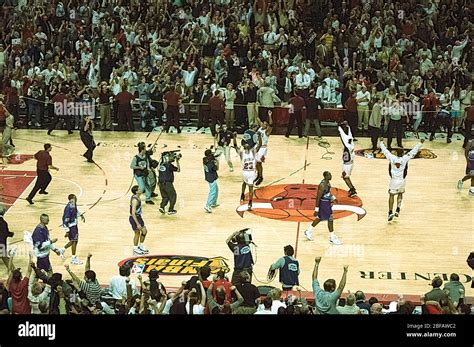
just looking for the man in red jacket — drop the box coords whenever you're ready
[209,90,225,137]
[286,91,305,138]
[115,82,135,131]
[164,85,181,133]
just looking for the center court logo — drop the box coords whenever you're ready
[18,322,56,340]
[237,184,366,222]
[118,255,230,275]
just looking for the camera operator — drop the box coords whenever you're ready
[144,145,159,198]
[269,245,300,291]
[158,151,180,215]
[130,142,154,204]
[226,229,254,285]
[203,149,219,213]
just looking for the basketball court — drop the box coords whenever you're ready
[1,129,472,298]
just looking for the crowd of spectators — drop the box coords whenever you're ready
[0,0,472,142]
[1,253,472,315]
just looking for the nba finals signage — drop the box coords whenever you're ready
[237,184,366,222]
[118,255,230,275]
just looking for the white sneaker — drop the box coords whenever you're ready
[330,235,342,245]
[211,203,220,208]
[204,206,212,213]
[304,229,313,241]
[58,248,65,259]
[138,245,149,253]
[8,247,17,257]
[469,189,474,196]
[71,257,83,265]
[133,248,145,255]
[456,180,463,190]
[229,167,234,172]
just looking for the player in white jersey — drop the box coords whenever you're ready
[338,121,357,198]
[235,136,258,210]
[254,110,273,186]
[380,138,424,221]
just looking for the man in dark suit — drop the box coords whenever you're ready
[338,42,353,69]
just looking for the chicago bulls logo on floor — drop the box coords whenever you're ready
[236,184,366,222]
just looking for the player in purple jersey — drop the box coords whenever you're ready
[457,139,474,196]
[304,171,343,245]
[129,185,149,256]
[59,194,85,265]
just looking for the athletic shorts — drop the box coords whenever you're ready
[242,171,256,185]
[129,215,145,231]
[67,225,79,241]
[316,200,333,221]
[389,178,406,195]
[466,166,474,176]
[342,163,353,178]
[37,256,52,272]
[255,147,268,163]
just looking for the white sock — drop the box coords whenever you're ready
[72,255,76,259]
[134,246,138,250]
[306,225,313,232]
[139,243,144,248]
[329,232,335,239]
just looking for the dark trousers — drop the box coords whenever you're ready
[258,107,272,123]
[344,111,358,137]
[369,125,381,150]
[231,267,253,286]
[27,170,52,200]
[81,132,96,161]
[423,110,436,133]
[165,106,180,132]
[235,104,248,130]
[431,116,453,140]
[197,106,210,129]
[387,119,403,148]
[48,114,72,133]
[463,119,473,148]
[286,111,303,137]
[117,105,134,131]
[210,110,224,137]
[113,100,119,123]
[159,182,177,210]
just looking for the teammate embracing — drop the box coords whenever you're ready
[255,110,273,186]
[338,121,357,198]
[129,185,149,255]
[379,139,424,221]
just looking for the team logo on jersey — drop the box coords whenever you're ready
[236,184,366,222]
[355,148,437,159]
[118,255,230,276]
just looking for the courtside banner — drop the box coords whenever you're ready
[118,255,230,275]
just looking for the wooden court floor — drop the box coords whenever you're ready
[0,129,472,297]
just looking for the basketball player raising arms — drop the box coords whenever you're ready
[304,171,343,245]
[457,139,474,196]
[129,185,149,256]
[234,137,259,211]
[338,121,357,197]
[379,138,424,221]
[255,110,273,186]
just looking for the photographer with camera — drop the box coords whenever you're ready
[158,151,181,215]
[226,229,254,285]
[203,149,219,213]
[130,142,154,205]
[268,245,300,291]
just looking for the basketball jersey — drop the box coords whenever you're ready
[130,196,142,216]
[258,127,268,146]
[241,129,259,149]
[242,150,256,172]
[468,144,474,171]
[320,180,332,202]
